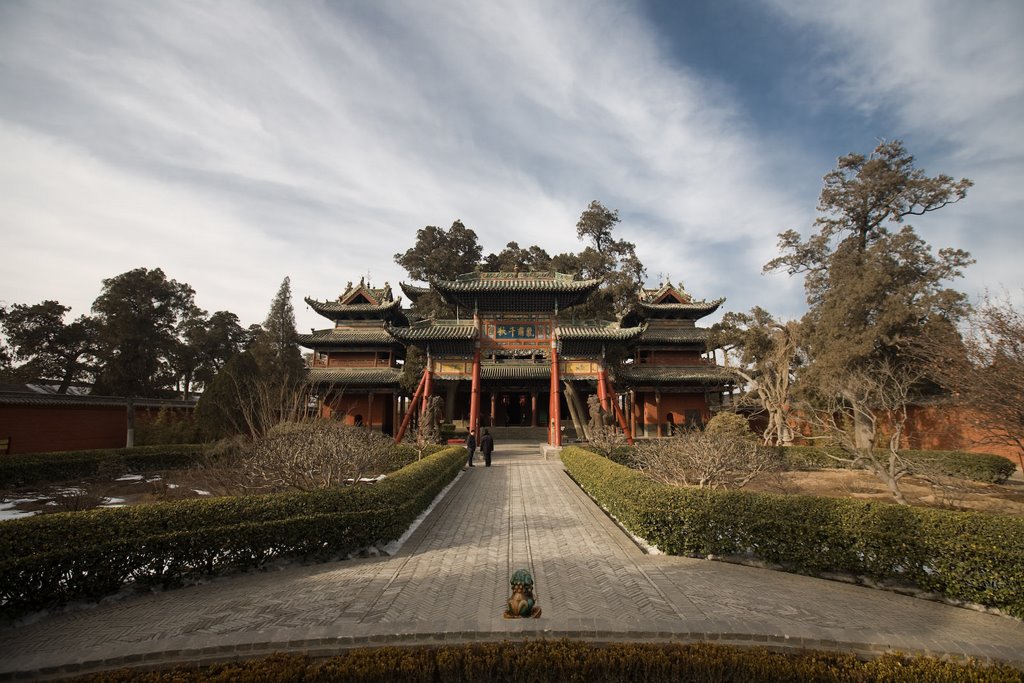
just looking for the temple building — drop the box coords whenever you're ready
[301,272,733,446]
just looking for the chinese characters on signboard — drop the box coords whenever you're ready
[485,322,550,341]
[495,324,536,339]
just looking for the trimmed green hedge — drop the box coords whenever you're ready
[74,643,1024,682]
[0,446,466,619]
[782,446,1016,483]
[0,444,208,487]
[562,446,1024,618]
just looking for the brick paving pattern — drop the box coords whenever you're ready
[2,444,1022,679]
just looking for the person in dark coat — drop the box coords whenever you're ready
[481,429,494,467]
[465,431,477,468]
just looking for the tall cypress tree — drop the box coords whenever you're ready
[196,277,306,438]
[251,276,304,381]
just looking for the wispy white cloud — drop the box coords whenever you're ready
[2,0,1017,336]
[763,0,1024,304]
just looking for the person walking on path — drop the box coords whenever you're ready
[465,431,477,468]
[481,429,494,467]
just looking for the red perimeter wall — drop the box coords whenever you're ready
[0,405,179,455]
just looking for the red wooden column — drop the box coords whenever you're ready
[469,312,482,437]
[530,391,537,427]
[597,364,609,412]
[549,332,561,446]
[422,350,433,415]
[394,368,429,443]
[629,390,637,438]
[604,374,633,445]
[655,390,662,437]
[392,392,399,435]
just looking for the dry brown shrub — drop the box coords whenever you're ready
[636,431,782,490]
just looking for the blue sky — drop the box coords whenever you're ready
[1,0,1021,333]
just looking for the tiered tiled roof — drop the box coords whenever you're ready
[637,326,710,345]
[306,367,402,387]
[555,323,645,341]
[637,298,725,319]
[399,282,431,302]
[432,271,600,313]
[617,365,735,386]
[305,279,406,323]
[386,321,477,342]
[297,329,398,348]
[556,321,646,356]
[304,296,404,321]
[385,320,477,354]
[635,282,725,320]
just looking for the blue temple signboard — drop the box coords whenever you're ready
[495,324,536,340]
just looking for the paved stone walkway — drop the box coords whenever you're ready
[2,445,1023,679]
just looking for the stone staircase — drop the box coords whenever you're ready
[482,426,578,443]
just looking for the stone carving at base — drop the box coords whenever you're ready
[504,568,542,618]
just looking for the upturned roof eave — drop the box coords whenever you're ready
[304,296,405,319]
[636,297,726,319]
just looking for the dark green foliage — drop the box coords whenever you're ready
[91,267,201,397]
[781,446,1016,483]
[249,276,304,382]
[135,408,206,446]
[0,445,206,487]
[482,241,552,271]
[0,300,96,392]
[553,200,647,319]
[394,220,484,317]
[193,278,307,439]
[194,351,260,439]
[75,642,1023,682]
[561,447,1024,618]
[0,446,466,618]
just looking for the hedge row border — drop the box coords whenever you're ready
[781,446,1017,483]
[66,642,1024,683]
[0,446,467,619]
[561,446,1024,619]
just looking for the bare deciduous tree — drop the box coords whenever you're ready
[241,420,393,492]
[586,422,629,460]
[797,359,921,505]
[921,291,1024,472]
[635,430,781,490]
[712,308,801,446]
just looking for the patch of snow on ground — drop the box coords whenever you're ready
[114,474,144,482]
[100,497,126,506]
[57,487,85,495]
[167,483,179,489]
[193,489,211,496]
[0,501,37,520]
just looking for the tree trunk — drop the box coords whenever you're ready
[853,411,874,449]
[563,381,588,441]
[126,397,135,448]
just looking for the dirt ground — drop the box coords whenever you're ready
[4,465,1024,519]
[0,470,218,519]
[744,468,1024,516]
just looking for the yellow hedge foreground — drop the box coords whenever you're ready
[75,642,1023,683]
[561,446,1024,619]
